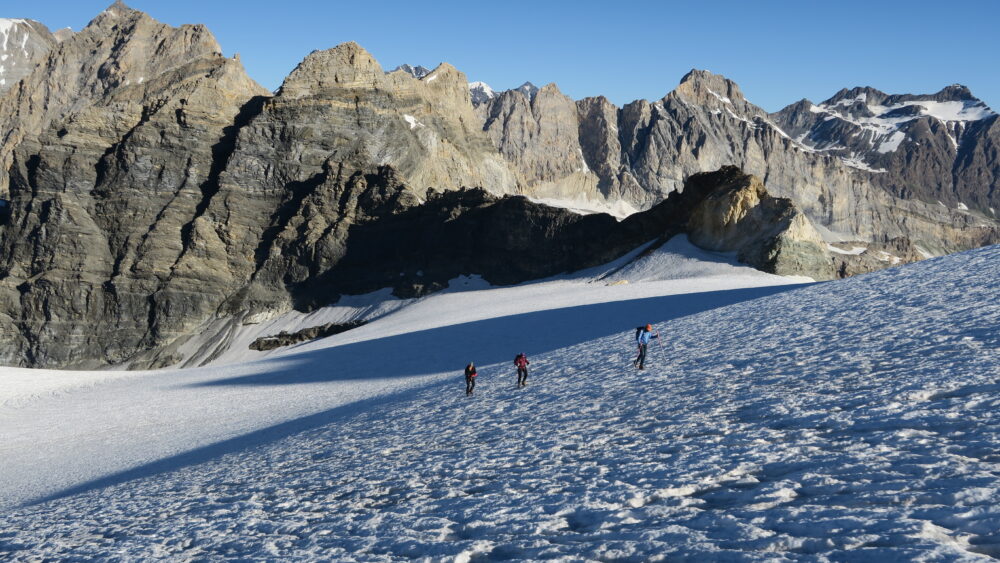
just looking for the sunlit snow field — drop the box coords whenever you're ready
[1,238,998,560]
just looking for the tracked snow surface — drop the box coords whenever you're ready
[1,241,999,560]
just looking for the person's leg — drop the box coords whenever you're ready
[638,343,647,369]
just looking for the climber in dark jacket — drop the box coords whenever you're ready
[465,362,478,395]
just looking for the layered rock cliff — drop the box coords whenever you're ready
[0,2,997,369]
[0,2,268,367]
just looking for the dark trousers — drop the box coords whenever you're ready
[466,375,476,395]
[517,367,528,386]
[634,343,648,369]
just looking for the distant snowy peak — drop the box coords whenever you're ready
[468,81,495,105]
[0,18,58,93]
[823,83,984,108]
[772,83,997,174]
[470,80,539,105]
[770,83,1000,210]
[813,86,995,126]
[392,64,432,79]
[515,81,540,101]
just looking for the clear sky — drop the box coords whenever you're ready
[10,0,1000,112]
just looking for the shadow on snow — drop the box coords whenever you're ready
[26,283,806,507]
[196,284,805,386]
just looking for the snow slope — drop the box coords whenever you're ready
[0,237,799,508]
[2,242,999,560]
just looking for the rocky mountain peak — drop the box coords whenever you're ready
[279,41,383,98]
[53,27,74,42]
[813,83,994,122]
[931,84,976,102]
[822,86,890,108]
[515,81,539,100]
[414,62,475,104]
[421,62,461,82]
[671,68,765,122]
[0,1,246,191]
[535,82,564,99]
[71,4,224,93]
[392,63,431,79]
[674,69,752,111]
[87,0,145,30]
[468,81,496,105]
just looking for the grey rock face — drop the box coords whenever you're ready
[476,68,999,255]
[479,83,596,200]
[52,27,75,42]
[0,2,269,368]
[0,18,57,94]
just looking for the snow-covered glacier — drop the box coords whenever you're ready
[1,239,998,560]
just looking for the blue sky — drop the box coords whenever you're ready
[12,0,1000,112]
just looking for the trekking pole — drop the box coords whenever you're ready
[655,331,668,371]
[626,332,633,366]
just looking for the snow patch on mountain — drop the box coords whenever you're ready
[826,243,867,255]
[403,114,423,129]
[876,130,906,153]
[805,96,995,157]
[840,154,888,173]
[706,87,732,105]
[526,194,639,219]
[0,19,27,51]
